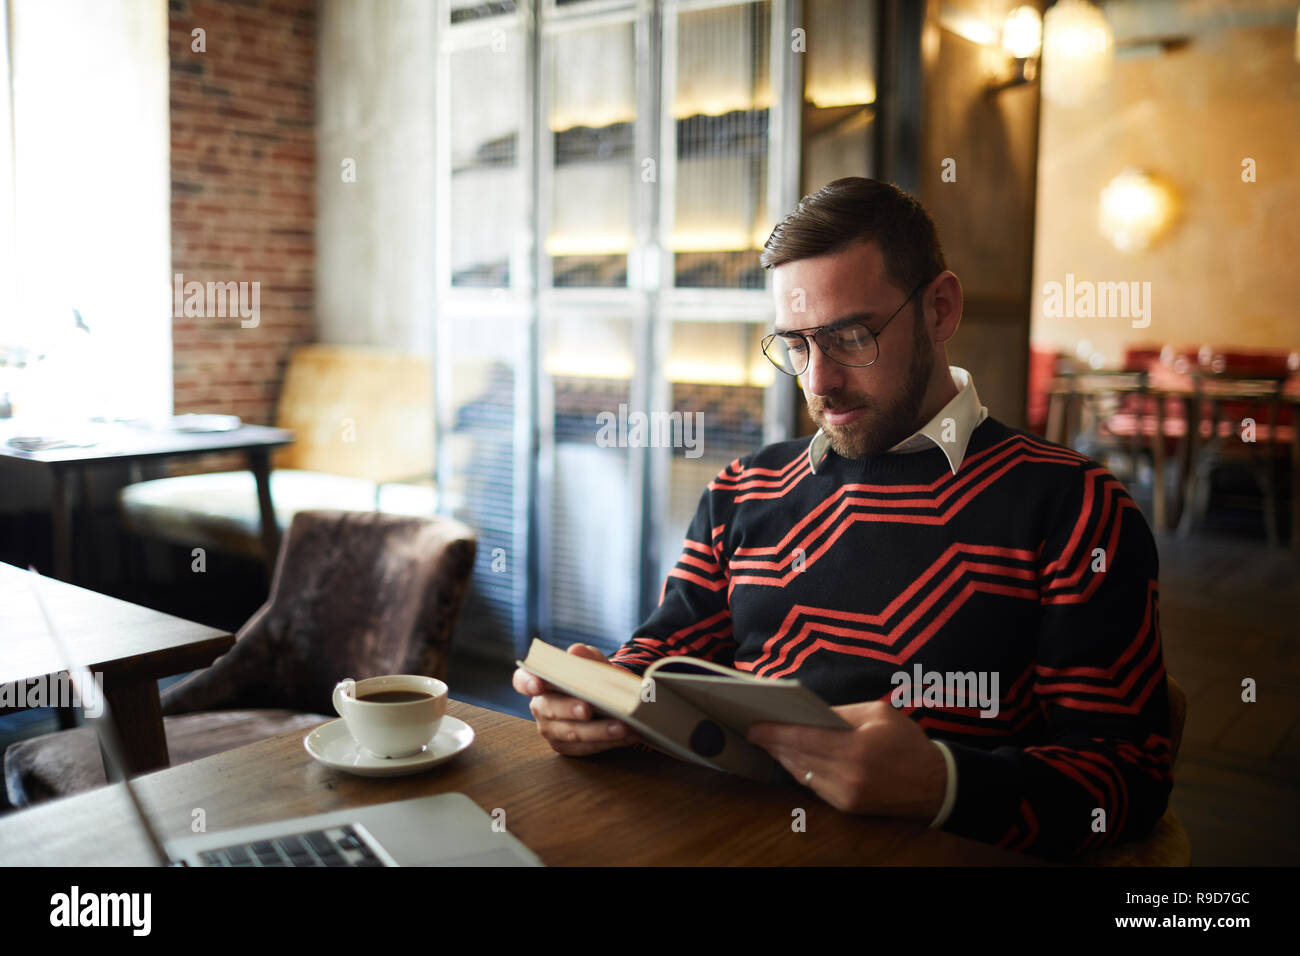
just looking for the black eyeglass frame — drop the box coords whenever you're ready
[760,276,936,377]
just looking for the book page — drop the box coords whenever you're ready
[656,677,852,732]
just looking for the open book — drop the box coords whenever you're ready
[517,639,852,780]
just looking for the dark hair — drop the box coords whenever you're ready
[760,178,947,294]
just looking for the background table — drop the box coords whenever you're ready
[0,699,1043,866]
[1046,377,1299,551]
[0,420,293,581]
[0,561,234,769]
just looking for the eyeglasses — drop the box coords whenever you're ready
[760,278,933,377]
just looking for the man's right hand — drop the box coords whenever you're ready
[511,643,642,756]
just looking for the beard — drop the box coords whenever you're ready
[809,307,935,459]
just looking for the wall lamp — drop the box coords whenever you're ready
[1098,168,1179,253]
[994,5,1044,91]
[938,4,1042,94]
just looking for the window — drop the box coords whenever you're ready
[0,0,171,425]
[435,0,873,663]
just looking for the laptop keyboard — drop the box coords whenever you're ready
[197,825,386,867]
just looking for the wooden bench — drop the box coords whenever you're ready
[118,345,436,562]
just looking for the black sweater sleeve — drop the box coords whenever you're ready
[936,461,1174,859]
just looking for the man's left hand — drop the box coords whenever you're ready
[746,700,947,823]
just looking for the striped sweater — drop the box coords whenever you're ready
[608,414,1173,860]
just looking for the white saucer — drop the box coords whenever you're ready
[304,716,474,777]
[169,413,242,432]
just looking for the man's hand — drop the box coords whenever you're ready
[746,699,946,823]
[512,643,642,756]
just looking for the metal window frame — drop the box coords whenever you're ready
[535,0,653,652]
[644,0,798,618]
[435,0,803,657]
[435,0,537,662]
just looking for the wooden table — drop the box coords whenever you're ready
[1046,377,1300,551]
[0,562,234,772]
[0,419,293,582]
[0,699,1041,866]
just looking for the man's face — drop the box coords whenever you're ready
[771,241,935,459]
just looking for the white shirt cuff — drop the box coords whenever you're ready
[928,740,957,829]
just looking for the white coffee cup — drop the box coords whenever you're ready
[332,674,448,758]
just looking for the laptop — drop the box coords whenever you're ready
[25,566,544,867]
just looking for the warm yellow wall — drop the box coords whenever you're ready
[1031,17,1300,366]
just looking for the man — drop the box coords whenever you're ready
[513,177,1172,860]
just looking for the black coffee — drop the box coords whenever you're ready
[357,690,434,703]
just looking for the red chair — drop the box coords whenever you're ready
[1098,346,1163,441]
[1026,345,1065,436]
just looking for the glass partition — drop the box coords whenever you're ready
[435,310,530,659]
[446,26,526,288]
[655,317,772,584]
[541,311,643,653]
[432,0,872,660]
[667,0,773,290]
[545,17,637,288]
[802,0,877,191]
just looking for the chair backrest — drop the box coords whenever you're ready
[272,345,434,484]
[1122,345,1164,374]
[160,509,477,716]
[1026,346,1063,434]
[1167,673,1186,770]
[1205,349,1292,379]
[1075,672,1191,866]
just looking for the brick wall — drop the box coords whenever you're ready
[168,0,316,472]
